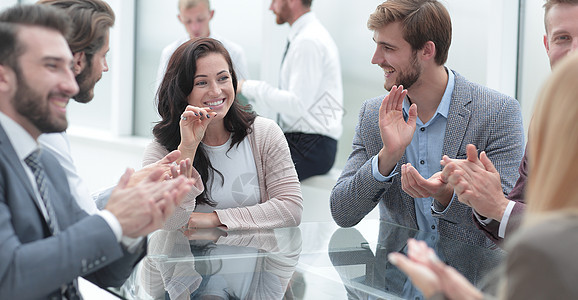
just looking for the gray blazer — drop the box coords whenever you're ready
[330,70,525,248]
[0,124,144,299]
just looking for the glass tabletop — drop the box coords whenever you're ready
[109,219,504,300]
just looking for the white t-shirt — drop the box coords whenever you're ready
[194,136,260,212]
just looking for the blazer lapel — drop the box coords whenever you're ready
[0,124,45,211]
[442,72,472,160]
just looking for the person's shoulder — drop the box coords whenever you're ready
[507,214,578,254]
[452,70,516,103]
[362,95,387,111]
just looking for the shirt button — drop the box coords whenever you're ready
[431,225,436,230]
[420,127,425,131]
[420,160,425,165]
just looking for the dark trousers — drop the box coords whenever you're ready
[285,132,337,181]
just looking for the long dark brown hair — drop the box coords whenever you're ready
[153,37,256,206]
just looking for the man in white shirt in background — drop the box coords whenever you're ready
[156,0,249,90]
[239,0,343,181]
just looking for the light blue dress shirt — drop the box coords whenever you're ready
[371,68,455,234]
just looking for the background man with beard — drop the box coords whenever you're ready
[0,5,193,298]
[330,0,524,248]
[238,0,343,181]
[37,0,186,214]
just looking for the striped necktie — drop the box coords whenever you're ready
[25,150,79,299]
[25,150,60,234]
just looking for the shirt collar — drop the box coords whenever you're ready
[0,111,38,161]
[403,67,455,120]
[288,11,315,42]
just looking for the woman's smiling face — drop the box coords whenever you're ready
[187,53,235,122]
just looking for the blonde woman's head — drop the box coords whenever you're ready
[527,51,578,217]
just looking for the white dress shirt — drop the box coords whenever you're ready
[38,132,98,214]
[241,12,343,140]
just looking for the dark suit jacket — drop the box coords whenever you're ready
[0,124,144,299]
[330,70,525,248]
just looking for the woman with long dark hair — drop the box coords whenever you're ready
[144,38,302,230]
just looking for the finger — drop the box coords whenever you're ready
[159,191,177,219]
[406,165,430,197]
[387,252,416,273]
[479,151,498,173]
[394,86,407,112]
[401,165,420,197]
[465,144,483,167]
[407,103,418,127]
[143,168,165,183]
[440,162,456,183]
[116,168,135,190]
[385,86,395,112]
[159,150,181,165]
[170,164,179,179]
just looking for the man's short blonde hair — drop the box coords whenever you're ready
[178,0,210,11]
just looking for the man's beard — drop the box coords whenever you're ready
[385,50,421,91]
[13,68,68,133]
[74,59,98,104]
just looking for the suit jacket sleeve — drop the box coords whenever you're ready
[0,151,143,298]
[330,98,391,227]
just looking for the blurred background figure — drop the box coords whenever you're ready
[239,0,343,181]
[156,0,249,93]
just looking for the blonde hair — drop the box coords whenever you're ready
[178,0,210,11]
[525,51,578,222]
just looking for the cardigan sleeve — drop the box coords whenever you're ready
[215,117,303,229]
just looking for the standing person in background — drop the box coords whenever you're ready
[439,0,578,244]
[389,51,578,300]
[145,38,303,230]
[156,0,249,91]
[238,0,343,181]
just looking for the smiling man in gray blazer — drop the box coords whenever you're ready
[330,0,524,248]
[0,5,193,299]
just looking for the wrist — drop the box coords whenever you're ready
[211,211,222,227]
[491,196,510,221]
[434,188,453,207]
[377,148,402,175]
[177,144,198,161]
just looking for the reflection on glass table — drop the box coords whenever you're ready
[109,220,504,299]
